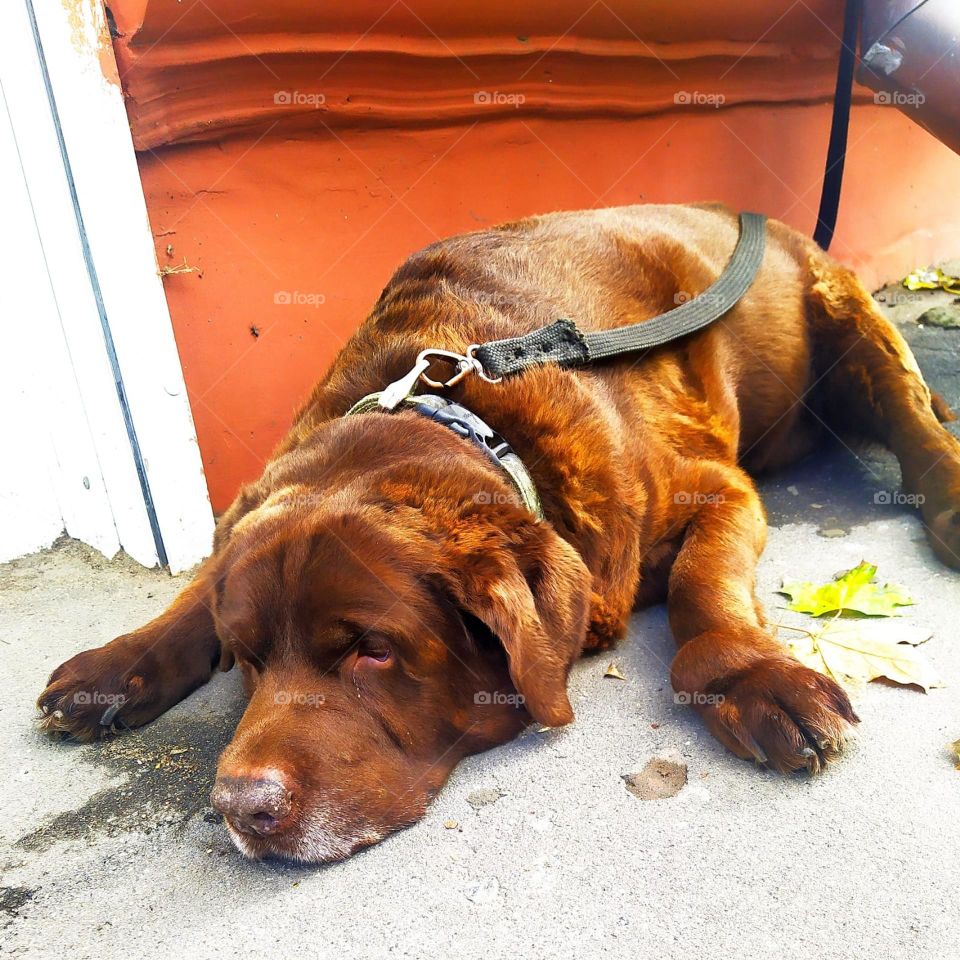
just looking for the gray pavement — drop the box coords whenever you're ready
[2,295,960,960]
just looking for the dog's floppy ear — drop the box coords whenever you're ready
[443,520,591,727]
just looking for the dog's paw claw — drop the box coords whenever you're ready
[36,647,143,742]
[693,657,858,774]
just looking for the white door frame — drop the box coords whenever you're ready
[0,0,214,573]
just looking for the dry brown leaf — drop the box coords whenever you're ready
[822,619,932,646]
[604,663,626,681]
[950,740,960,770]
[783,619,943,693]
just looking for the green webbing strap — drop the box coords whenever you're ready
[473,212,767,380]
[341,211,768,523]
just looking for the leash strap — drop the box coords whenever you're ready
[346,210,767,520]
[813,0,861,251]
[473,211,767,380]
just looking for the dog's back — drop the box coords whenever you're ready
[296,203,822,474]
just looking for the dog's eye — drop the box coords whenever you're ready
[356,639,392,664]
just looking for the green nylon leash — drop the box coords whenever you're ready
[344,211,767,519]
[473,211,767,379]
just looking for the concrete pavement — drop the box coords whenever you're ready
[2,297,959,960]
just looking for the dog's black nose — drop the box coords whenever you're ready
[211,774,292,835]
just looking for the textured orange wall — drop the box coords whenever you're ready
[109,1,960,511]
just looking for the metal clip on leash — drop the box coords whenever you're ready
[378,347,502,410]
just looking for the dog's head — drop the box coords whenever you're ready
[209,472,590,863]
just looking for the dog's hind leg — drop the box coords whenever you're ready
[667,459,858,773]
[37,561,225,741]
[806,254,960,567]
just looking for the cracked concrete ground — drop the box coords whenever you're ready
[2,288,960,960]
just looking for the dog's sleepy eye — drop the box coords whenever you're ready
[356,638,392,664]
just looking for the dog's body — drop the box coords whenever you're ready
[39,204,960,862]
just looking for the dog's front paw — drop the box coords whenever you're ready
[37,641,157,741]
[927,507,960,571]
[688,656,859,773]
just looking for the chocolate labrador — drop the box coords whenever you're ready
[38,203,960,862]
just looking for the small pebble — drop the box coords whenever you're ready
[443,819,459,830]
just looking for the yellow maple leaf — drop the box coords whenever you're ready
[783,619,943,693]
[778,561,914,617]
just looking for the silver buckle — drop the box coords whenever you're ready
[418,349,477,389]
[378,347,501,410]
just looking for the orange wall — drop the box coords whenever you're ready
[110,2,960,512]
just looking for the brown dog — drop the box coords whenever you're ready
[38,203,960,863]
